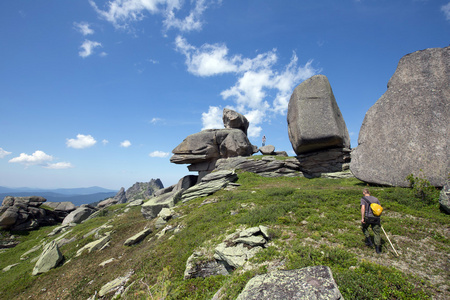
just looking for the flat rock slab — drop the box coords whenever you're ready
[124,228,153,246]
[236,266,343,300]
[32,241,63,276]
[141,190,182,220]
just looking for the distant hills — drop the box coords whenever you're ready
[0,186,118,207]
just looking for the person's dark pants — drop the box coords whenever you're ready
[361,220,381,246]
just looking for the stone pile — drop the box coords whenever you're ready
[0,196,70,231]
[184,226,270,280]
[351,46,449,187]
[170,109,256,180]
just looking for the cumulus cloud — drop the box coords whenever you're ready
[176,37,318,137]
[45,162,74,169]
[0,148,12,158]
[89,0,217,32]
[66,134,97,149]
[74,21,94,35]
[201,106,224,130]
[102,139,109,145]
[120,140,131,148]
[79,40,102,58]
[9,150,53,166]
[149,150,170,158]
[442,2,450,20]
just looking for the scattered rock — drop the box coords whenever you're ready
[236,266,343,300]
[124,227,153,246]
[99,258,116,267]
[259,145,275,155]
[2,263,19,272]
[76,233,111,257]
[44,202,76,212]
[98,270,134,297]
[126,199,144,207]
[20,244,42,260]
[184,251,229,279]
[287,74,350,155]
[439,180,450,214]
[351,46,450,187]
[62,206,96,225]
[141,190,183,220]
[32,241,63,276]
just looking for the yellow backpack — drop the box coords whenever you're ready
[370,203,383,216]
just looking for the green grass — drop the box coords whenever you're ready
[0,173,448,299]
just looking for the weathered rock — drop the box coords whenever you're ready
[126,199,143,207]
[236,266,343,300]
[439,180,450,214]
[44,202,76,212]
[0,196,63,231]
[2,263,19,272]
[112,187,127,204]
[287,75,350,155]
[97,198,118,208]
[297,148,351,176]
[234,235,266,247]
[171,129,254,165]
[125,179,164,202]
[174,175,199,191]
[76,234,111,257]
[62,206,96,225]
[351,46,450,187]
[184,251,229,279]
[215,157,303,178]
[223,108,249,135]
[259,145,275,155]
[214,243,248,269]
[32,241,63,275]
[181,170,237,202]
[141,190,183,220]
[124,227,153,246]
[98,270,133,297]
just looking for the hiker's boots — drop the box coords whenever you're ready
[376,245,382,254]
[365,237,373,247]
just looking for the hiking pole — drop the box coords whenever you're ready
[381,226,399,257]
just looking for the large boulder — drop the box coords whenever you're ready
[236,266,343,300]
[287,75,350,155]
[32,241,63,276]
[125,179,164,202]
[223,108,249,135]
[62,206,96,225]
[141,190,183,220]
[0,196,63,231]
[351,47,450,187]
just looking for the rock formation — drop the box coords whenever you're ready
[351,46,450,187]
[62,205,97,225]
[439,180,450,214]
[32,241,63,276]
[171,108,255,180]
[125,179,164,202]
[223,108,249,135]
[287,75,351,175]
[0,196,68,231]
[287,75,350,154]
[235,266,343,300]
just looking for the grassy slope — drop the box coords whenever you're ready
[0,173,448,300]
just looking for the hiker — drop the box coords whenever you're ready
[360,188,382,254]
[262,135,266,147]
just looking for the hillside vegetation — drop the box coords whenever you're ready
[0,173,448,299]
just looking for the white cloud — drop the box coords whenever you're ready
[149,150,170,157]
[201,106,224,130]
[176,37,318,136]
[442,2,450,20]
[45,162,74,169]
[74,21,94,35]
[150,117,163,124]
[79,40,102,58]
[66,134,97,149]
[9,150,53,166]
[102,139,109,145]
[120,140,131,147]
[89,0,216,32]
[175,36,238,76]
[0,148,12,158]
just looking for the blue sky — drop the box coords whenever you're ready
[0,0,449,190]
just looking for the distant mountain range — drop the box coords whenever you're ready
[0,186,118,207]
